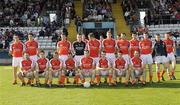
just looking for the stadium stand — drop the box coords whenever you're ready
[0,0,46,27]
[83,0,113,21]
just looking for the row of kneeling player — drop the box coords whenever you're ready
[17,50,146,87]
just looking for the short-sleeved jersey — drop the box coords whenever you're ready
[139,39,152,54]
[97,58,110,68]
[129,39,140,58]
[131,57,143,68]
[65,58,76,70]
[87,39,101,57]
[102,38,116,53]
[50,58,62,70]
[72,41,86,55]
[57,40,71,55]
[25,40,38,56]
[80,57,94,69]
[114,57,126,69]
[163,38,174,53]
[117,39,130,54]
[20,59,33,71]
[37,58,49,71]
[10,41,25,57]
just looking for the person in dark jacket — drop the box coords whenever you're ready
[152,34,170,82]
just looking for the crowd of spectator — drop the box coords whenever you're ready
[0,0,46,27]
[145,0,180,25]
[121,0,138,26]
[83,0,113,21]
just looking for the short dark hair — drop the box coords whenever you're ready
[53,51,58,55]
[39,50,45,54]
[13,34,19,37]
[131,32,137,35]
[84,50,89,53]
[28,33,33,36]
[155,34,160,36]
[88,33,95,38]
[121,33,126,36]
[101,51,106,55]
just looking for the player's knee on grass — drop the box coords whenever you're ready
[26,72,33,79]
[17,71,23,78]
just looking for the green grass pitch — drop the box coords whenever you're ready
[0,65,180,105]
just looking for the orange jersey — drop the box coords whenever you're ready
[80,57,94,69]
[102,38,116,53]
[114,58,126,69]
[25,40,38,56]
[131,57,142,68]
[37,58,49,71]
[129,39,140,58]
[140,39,152,54]
[87,39,101,57]
[163,39,174,53]
[97,58,110,68]
[117,39,130,54]
[10,41,25,57]
[50,58,62,70]
[57,40,71,55]
[65,58,76,70]
[20,59,33,71]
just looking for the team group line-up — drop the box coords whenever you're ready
[9,31,177,87]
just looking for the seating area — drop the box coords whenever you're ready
[37,36,56,50]
[121,0,138,25]
[83,0,113,21]
[0,0,46,27]
[0,27,60,50]
[145,0,180,25]
[147,24,180,37]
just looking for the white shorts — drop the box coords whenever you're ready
[81,69,94,77]
[167,52,176,62]
[20,71,33,78]
[115,69,126,77]
[155,56,168,64]
[59,55,68,65]
[30,55,38,62]
[141,54,153,64]
[52,71,60,77]
[92,57,99,65]
[106,53,116,63]
[74,55,83,66]
[100,70,109,76]
[38,71,48,77]
[12,57,22,67]
[122,54,130,64]
[134,70,143,77]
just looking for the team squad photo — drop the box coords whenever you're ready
[0,0,180,105]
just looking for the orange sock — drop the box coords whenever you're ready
[96,74,100,84]
[74,75,80,84]
[149,75,153,81]
[157,72,160,81]
[60,75,66,85]
[161,70,165,77]
[81,79,85,83]
[108,74,112,83]
[172,70,174,76]
[27,79,31,84]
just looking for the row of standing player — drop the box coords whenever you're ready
[9,31,176,86]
